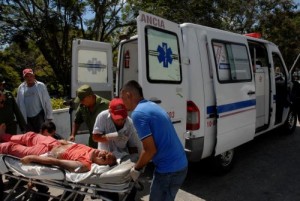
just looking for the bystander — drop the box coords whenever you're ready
[0,74,27,134]
[16,68,53,133]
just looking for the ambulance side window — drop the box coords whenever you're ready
[145,27,182,84]
[248,41,269,72]
[212,41,251,83]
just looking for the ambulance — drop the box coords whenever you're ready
[71,11,298,173]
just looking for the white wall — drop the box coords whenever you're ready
[16,108,89,145]
[53,108,89,145]
[52,108,71,139]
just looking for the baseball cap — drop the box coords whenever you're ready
[23,68,34,77]
[0,74,5,84]
[109,98,128,121]
[74,84,94,103]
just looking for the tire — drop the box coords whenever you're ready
[211,149,235,175]
[283,110,297,134]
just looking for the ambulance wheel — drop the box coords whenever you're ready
[283,110,297,134]
[211,149,235,175]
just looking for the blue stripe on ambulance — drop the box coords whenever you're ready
[207,99,256,118]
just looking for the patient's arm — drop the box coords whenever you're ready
[57,139,70,145]
[20,155,89,173]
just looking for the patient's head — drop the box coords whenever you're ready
[41,121,56,137]
[91,149,117,166]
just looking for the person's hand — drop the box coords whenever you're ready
[113,134,128,142]
[69,135,75,142]
[58,139,69,145]
[130,167,141,181]
[105,132,128,142]
[21,156,33,164]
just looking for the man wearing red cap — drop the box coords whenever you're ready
[16,68,53,133]
[92,98,141,200]
[93,98,141,160]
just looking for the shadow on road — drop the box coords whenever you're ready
[179,126,300,201]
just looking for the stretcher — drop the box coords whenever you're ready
[0,154,141,201]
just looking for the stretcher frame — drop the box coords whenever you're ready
[1,154,140,201]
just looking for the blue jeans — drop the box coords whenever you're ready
[149,167,188,201]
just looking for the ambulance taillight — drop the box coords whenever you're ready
[244,32,261,38]
[186,101,200,130]
[124,50,130,68]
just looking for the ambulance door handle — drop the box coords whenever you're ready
[149,98,162,104]
[247,90,255,95]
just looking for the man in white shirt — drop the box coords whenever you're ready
[92,98,142,201]
[93,98,141,161]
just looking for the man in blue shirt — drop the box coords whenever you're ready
[120,80,187,201]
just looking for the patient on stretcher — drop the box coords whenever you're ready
[0,123,116,173]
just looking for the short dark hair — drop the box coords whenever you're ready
[41,121,56,133]
[122,80,144,98]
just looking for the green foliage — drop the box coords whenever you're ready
[51,98,68,110]
[0,62,22,92]
[0,0,300,96]
[128,0,300,69]
[0,0,137,97]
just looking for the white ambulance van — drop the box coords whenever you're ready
[72,11,298,173]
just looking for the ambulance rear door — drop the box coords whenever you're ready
[71,39,113,143]
[206,32,256,155]
[136,11,187,143]
[71,39,113,100]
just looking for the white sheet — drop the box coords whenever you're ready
[0,154,136,185]
[66,163,110,183]
[3,155,65,180]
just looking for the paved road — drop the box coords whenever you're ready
[135,125,300,201]
[4,124,300,201]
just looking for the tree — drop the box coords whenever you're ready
[0,62,21,94]
[1,0,299,96]
[128,0,299,68]
[127,0,223,27]
[259,4,300,68]
[0,0,136,96]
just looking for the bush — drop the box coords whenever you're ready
[51,98,67,110]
